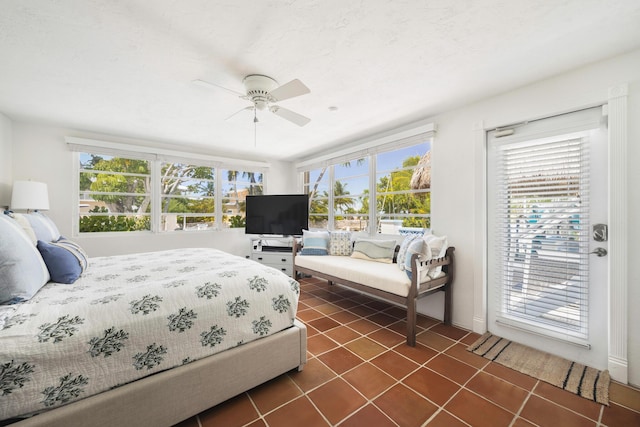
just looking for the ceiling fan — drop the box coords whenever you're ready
[193,74,311,127]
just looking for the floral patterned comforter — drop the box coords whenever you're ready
[0,248,300,421]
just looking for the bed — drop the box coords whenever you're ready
[1,223,306,427]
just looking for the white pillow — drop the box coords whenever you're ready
[0,215,50,303]
[423,234,448,277]
[6,212,37,245]
[24,212,61,242]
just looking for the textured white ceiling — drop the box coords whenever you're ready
[1,0,639,162]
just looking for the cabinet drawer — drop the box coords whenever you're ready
[264,264,292,276]
[252,253,291,265]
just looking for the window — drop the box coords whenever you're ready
[332,158,369,231]
[302,139,431,234]
[305,168,330,229]
[75,147,266,233]
[160,162,216,232]
[79,153,151,232]
[376,144,430,233]
[221,169,264,228]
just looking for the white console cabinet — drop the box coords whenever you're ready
[249,238,294,277]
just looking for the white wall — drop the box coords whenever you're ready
[0,113,12,207]
[427,49,639,385]
[10,124,295,259]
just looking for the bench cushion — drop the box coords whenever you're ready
[296,255,434,297]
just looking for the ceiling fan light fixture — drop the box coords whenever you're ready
[243,74,278,111]
[195,73,311,126]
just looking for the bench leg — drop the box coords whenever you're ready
[443,284,452,326]
[407,298,417,347]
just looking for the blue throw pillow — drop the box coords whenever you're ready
[37,238,88,284]
[300,229,330,256]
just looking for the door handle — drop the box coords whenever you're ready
[590,247,607,257]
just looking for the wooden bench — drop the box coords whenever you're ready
[293,245,455,346]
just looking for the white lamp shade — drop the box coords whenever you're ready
[10,181,50,211]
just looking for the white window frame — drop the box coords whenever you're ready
[68,137,269,236]
[297,124,435,235]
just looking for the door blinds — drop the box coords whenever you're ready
[493,135,590,339]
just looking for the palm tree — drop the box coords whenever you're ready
[306,159,365,210]
[242,171,263,195]
[334,181,354,214]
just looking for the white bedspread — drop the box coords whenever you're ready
[0,248,300,421]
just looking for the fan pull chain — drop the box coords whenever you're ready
[253,109,257,147]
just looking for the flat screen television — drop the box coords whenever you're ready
[245,194,309,236]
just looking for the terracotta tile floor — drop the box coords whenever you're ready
[175,277,640,427]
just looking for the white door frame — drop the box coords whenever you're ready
[473,84,629,383]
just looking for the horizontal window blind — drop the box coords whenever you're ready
[494,136,590,339]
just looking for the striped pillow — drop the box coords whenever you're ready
[0,215,50,303]
[404,238,432,281]
[37,238,89,284]
[300,229,330,255]
[397,234,420,271]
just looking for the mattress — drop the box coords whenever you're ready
[0,248,300,421]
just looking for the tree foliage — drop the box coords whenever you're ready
[307,153,431,229]
[80,156,221,232]
[79,206,150,232]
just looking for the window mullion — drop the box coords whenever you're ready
[328,165,334,230]
[215,167,222,230]
[369,155,376,235]
[151,160,160,233]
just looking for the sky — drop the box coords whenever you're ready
[309,142,430,196]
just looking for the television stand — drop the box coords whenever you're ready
[249,237,295,277]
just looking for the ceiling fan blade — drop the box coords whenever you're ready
[269,105,311,127]
[226,106,254,121]
[192,79,246,98]
[268,79,310,102]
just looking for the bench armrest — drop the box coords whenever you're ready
[409,246,456,294]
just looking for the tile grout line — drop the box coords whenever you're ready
[243,391,267,427]
[308,284,504,426]
[596,403,604,427]
[254,279,620,427]
[508,379,538,427]
[306,313,443,426]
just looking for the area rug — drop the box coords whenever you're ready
[467,332,610,405]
